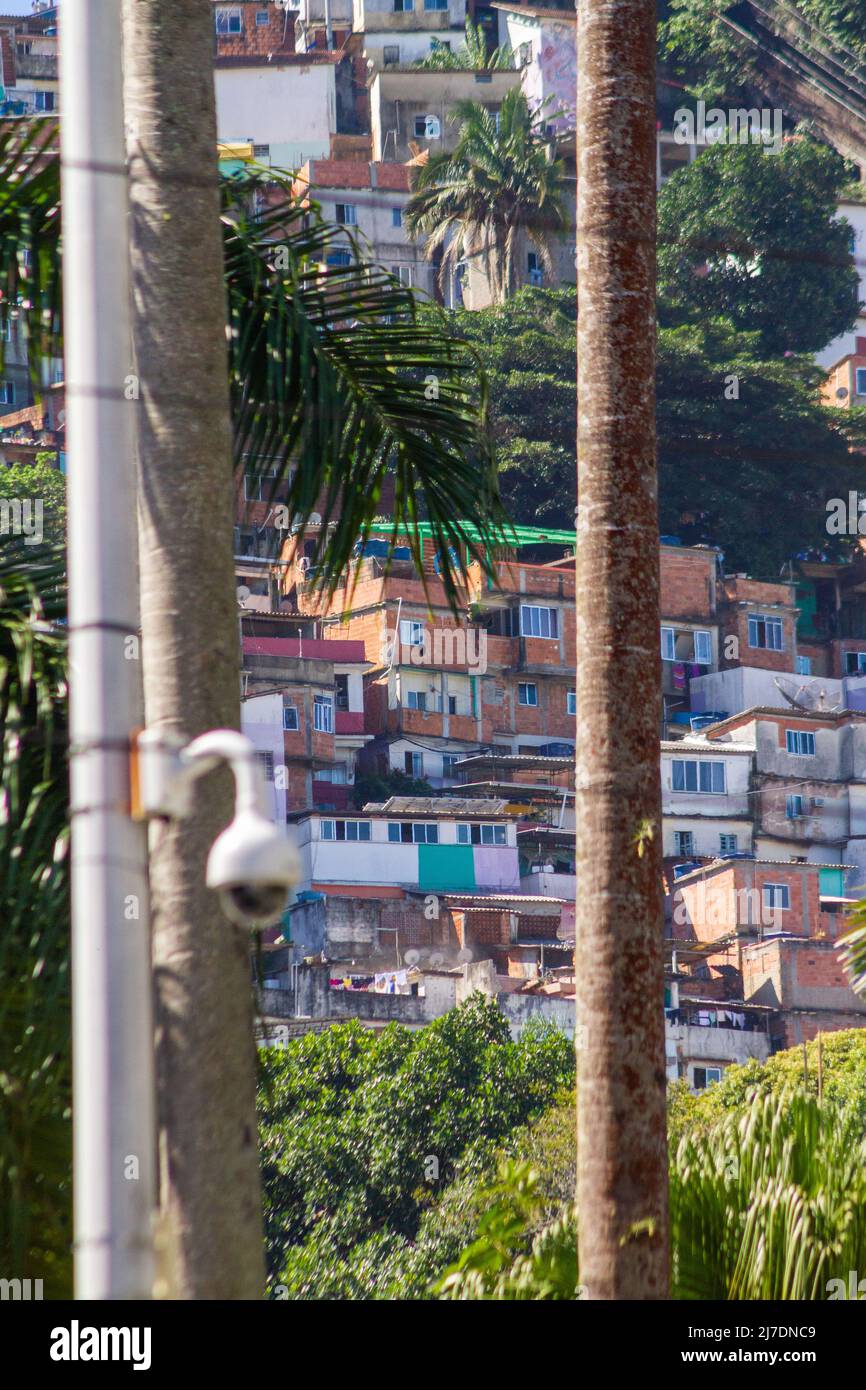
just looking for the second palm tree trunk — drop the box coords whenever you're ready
[575,0,670,1298]
[122,0,265,1297]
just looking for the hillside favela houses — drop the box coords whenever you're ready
[5,0,866,1091]
[241,506,866,1081]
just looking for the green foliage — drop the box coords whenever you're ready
[436,1161,578,1300]
[351,767,434,809]
[445,286,866,574]
[417,22,515,72]
[670,1091,866,1299]
[405,90,569,305]
[657,136,861,356]
[0,540,70,1295]
[795,0,866,57]
[258,997,574,1298]
[0,454,67,545]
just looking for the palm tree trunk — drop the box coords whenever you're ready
[575,0,669,1298]
[122,0,264,1298]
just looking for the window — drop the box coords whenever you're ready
[256,751,275,782]
[215,7,242,34]
[0,319,10,341]
[326,249,352,268]
[391,264,413,287]
[693,1066,722,1090]
[846,651,866,675]
[243,465,281,503]
[0,381,14,405]
[567,690,576,715]
[334,674,349,711]
[458,823,507,845]
[407,690,427,711]
[795,655,812,676]
[762,883,790,912]
[424,0,448,9]
[857,367,866,397]
[400,619,424,648]
[253,143,270,159]
[785,729,815,756]
[719,833,738,854]
[404,751,423,777]
[442,754,459,779]
[671,760,726,794]
[527,251,543,287]
[519,604,558,639]
[255,9,270,23]
[748,612,783,650]
[786,794,806,819]
[518,683,538,707]
[388,821,438,843]
[321,819,371,841]
[283,705,299,732]
[693,629,712,665]
[414,115,441,139]
[391,207,403,227]
[35,91,55,112]
[313,695,333,733]
[660,626,676,662]
[335,203,357,227]
[383,44,401,64]
[674,830,695,856]
[393,0,413,9]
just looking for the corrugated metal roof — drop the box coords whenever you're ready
[442,893,566,905]
[364,796,507,816]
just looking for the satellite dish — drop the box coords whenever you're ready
[772,675,840,713]
[836,387,849,400]
[236,584,251,606]
[308,512,322,526]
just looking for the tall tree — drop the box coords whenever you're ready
[404,88,568,305]
[121,0,265,1298]
[575,0,669,1298]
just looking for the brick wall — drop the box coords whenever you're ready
[660,547,716,622]
[212,1,296,58]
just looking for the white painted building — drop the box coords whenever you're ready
[214,57,338,168]
[661,738,754,860]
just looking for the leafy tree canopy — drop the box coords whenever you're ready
[442,286,866,575]
[258,995,574,1298]
[0,453,66,545]
[657,136,861,356]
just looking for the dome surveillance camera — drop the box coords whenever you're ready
[207,808,300,928]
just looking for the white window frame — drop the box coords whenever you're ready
[518,682,538,707]
[457,822,507,846]
[255,8,270,23]
[391,206,403,227]
[215,7,243,34]
[672,759,726,794]
[846,651,866,675]
[414,115,441,139]
[406,689,427,711]
[856,366,866,397]
[674,830,695,856]
[404,750,424,777]
[660,626,676,662]
[335,203,358,227]
[283,705,299,732]
[762,883,790,911]
[0,381,15,405]
[693,629,712,665]
[519,604,558,639]
[785,729,815,756]
[255,750,275,782]
[313,694,333,733]
[567,690,576,715]
[400,619,424,648]
[748,612,783,651]
[719,833,738,854]
[321,819,371,842]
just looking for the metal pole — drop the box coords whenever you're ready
[60,0,156,1299]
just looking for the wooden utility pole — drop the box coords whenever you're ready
[575,0,670,1299]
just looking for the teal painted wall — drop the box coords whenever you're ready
[819,866,845,898]
[418,844,476,892]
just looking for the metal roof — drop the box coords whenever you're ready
[363,795,507,817]
[441,893,566,906]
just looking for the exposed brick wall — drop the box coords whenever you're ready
[212,1,296,58]
[659,547,716,622]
